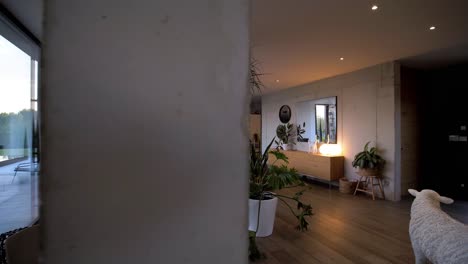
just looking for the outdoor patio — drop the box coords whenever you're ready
[0,160,39,233]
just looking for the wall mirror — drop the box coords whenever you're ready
[278,105,291,123]
[315,103,337,143]
[295,96,337,146]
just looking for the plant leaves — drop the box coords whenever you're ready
[352,141,385,169]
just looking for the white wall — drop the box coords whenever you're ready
[262,62,399,200]
[41,1,249,263]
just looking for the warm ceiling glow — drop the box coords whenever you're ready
[340,57,344,61]
[429,26,436,30]
[371,5,378,11]
[276,79,280,83]
[319,144,342,156]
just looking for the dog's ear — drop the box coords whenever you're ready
[438,196,454,204]
[408,189,419,197]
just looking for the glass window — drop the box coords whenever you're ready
[0,12,40,233]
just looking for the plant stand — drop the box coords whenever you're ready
[353,175,385,200]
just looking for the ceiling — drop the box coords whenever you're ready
[252,0,468,92]
[0,0,42,40]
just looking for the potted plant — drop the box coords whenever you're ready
[249,137,313,261]
[351,141,386,176]
[275,123,294,150]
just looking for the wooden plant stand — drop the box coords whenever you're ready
[353,175,385,200]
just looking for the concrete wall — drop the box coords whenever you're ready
[262,62,399,200]
[41,1,249,263]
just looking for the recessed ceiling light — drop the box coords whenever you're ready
[371,5,378,11]
[275,79,280,83]
[340,57,344,61]
[429,26,436,30]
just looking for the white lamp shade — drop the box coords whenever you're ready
[319,144,342,156]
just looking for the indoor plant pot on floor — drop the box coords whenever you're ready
[248,193,278,237]
[249,137,313,260]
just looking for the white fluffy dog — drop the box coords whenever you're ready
[408,189,468,264]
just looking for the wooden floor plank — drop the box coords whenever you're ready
[252,182,468,264]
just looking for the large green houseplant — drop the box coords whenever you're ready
[249,137,313,261]
[248,59,312,260]
[351,141,386,176]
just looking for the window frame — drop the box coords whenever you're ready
[0,5,41,228]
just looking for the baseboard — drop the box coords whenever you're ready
[301,175,339,188]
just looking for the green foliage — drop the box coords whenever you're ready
[249,137,313,261]
[250,137,299,199]
[0,110,34,150]
[275,123,294,146]
[351,141,385,170]
[248,231,263,261]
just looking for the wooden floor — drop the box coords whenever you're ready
[253,181,468,264]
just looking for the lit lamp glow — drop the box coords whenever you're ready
[319,144,342,156]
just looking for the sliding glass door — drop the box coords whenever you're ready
[0,12,40,233]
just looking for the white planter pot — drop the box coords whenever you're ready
[248,197,278,237]
[282,143,294,150]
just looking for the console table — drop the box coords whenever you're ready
[269,150,344,182]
